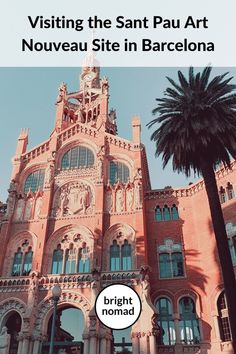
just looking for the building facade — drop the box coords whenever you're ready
[0,65,235,354]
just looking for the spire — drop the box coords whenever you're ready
[15,128,28,155]
[80,31,100,90]
[82,30,100,69]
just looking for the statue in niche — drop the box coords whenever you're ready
[75,105,85,123]
[6,192,16,217]
[97,158,103,179]
[116,189,124,212]
[56,82,67,103]
[0,327,10,354]
[57,189,68,216]
[140,266,157,313]
[9,179,17,192]
[105,190,113,212]
[14,198,25,220]
[44,164,54,185]
[126,188,134,211]
[26,272,39,316]
[134,182,142,208]
[34,196,42,219]
[24,198,33,220]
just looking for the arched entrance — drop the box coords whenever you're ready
[42,305,85,354]
[5,311,22,354]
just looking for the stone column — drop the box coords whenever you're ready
[173,313,181,344]
[21,334,30,354]
[149,334,157,354]
[89,335,97,354]
[100,337,107,354]
[131,332,140,354]
[139,334,147,354]
[106,336,112,354]
[83,335,89,354]
[212,313,221,340]
[28,339,34,354]
[32,335,41,354]
[17,332,24,354]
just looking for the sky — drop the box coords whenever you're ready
[1,66,236,202]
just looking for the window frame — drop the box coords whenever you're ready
[51,242,91,275]
[12,245,33,277]
[179,296,201,345]
[155,297,176,345]
[158,240,185,279]
[110,239,132,271]
[217,291,232,342]
[24,169,45,193]
[109,161,130,185]
[61,146,95,170]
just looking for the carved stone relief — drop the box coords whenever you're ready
[126,187,134,211]
[134,182,142,208]
[104,184,137,213]
[6,193,16,218]
[13,194,43,221]
[44,164,54,186]
[14,199,24,220]
[116,189,124,212]
[104,189,113,212]
[24,198,33,220]
[34,196,43,219]
[53,182,94,217]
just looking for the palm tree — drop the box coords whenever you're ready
[147,67,236,350]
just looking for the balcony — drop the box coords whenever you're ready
[0,270,140,292]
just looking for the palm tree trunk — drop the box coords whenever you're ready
[201,160,236,351]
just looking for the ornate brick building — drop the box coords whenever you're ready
[0,64,235,354]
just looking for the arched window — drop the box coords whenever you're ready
[61,146,94,170]
[24,169,45,193]
[51,246,63,274]
[155,298,176,345]
[163,205,171,221]
[51,242,91,275]
[109,161,130,184]
[22,248,33,275]
[226,182,234,200]
[110,240,120,271]
[179,297,200,344]
[110,240,132,271]
[65,244,76,274]
[121,240,132,270]
[217,292,231,342]
[171,204,179,220]
[219,186,227,204]
[155,206,163,221]
[12,248,23,276]
[78,244,90,273]
[11,242,34,276]
[158,240,184,278]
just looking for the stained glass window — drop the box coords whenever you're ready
[24,169,45,193]
[61,146,94,170]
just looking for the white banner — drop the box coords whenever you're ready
[0,0,235,66]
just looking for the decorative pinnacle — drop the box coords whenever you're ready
[18,128,29,140]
